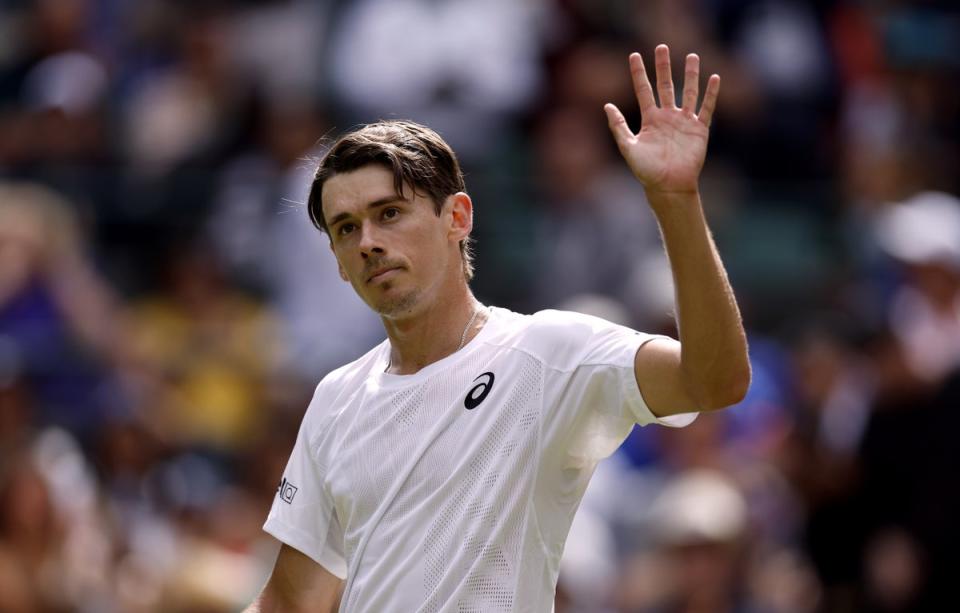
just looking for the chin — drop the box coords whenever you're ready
[369,286,421,318]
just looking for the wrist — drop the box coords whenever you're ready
[646,188,702,215]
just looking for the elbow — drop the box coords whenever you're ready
[690,363,752,411]
[718,366,752,408]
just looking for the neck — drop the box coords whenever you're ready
[383,284,484,375]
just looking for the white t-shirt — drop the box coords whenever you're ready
[264,307,696,612]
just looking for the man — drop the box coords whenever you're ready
[246,45,750,612]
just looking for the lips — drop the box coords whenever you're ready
[366,266,402,283]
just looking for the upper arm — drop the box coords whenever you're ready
[250,544,344,613]
[633,337,701,417]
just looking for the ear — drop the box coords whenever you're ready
[328,239,349,282]
[446,192,473,244]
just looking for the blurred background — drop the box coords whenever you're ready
[0,0,959,611]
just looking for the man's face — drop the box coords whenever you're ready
[322,165,464,318]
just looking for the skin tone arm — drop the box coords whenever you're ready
[604,45,751,415]
[245,544,343,613]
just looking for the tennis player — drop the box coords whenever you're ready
[246,45,750,612]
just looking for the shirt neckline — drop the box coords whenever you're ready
[371,307,503,388]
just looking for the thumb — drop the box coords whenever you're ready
[604,103,633,151]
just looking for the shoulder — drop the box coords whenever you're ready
[486,306,614,334]
[303,340,387,426]
[484,307,644,371]
[318,342,383,390]
[528,308,627,333]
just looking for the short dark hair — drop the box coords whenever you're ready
[307,120,474,280]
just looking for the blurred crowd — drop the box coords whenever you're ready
[1,0,959,611]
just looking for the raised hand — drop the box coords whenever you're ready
[604,44,719,196]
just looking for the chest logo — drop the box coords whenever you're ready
[464,372,495,410]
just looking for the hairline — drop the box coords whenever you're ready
[316,163,447,235]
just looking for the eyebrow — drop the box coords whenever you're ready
[326,195,406,229]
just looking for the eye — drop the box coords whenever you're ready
[382,207,400,220]
[337,223,356,237]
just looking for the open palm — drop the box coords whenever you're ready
[604,45,720,195]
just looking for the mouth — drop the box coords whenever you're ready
[366,266,402,284]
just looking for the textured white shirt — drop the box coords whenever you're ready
[264,307,696,612]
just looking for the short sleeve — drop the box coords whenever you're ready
[535,310,697,464]
[263,390,347,578]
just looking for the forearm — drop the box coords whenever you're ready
[649,189,750,408]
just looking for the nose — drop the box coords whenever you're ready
[358,224,385,259]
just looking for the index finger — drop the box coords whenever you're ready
[629,52,657,118]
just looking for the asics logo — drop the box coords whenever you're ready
[464,372,495,410]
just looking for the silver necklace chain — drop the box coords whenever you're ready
[458,305,485,351]
[386,304,485,372]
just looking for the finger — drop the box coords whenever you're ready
[654,44,676,108]
[698,74,721,127]
[604,103,633,149]
[629,52,656,117]
[681,53,700,113]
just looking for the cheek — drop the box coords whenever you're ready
[330,244,361,283]
[412,227,451,271]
